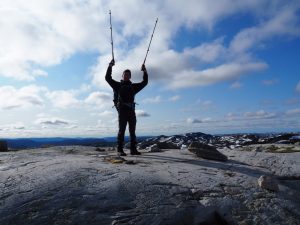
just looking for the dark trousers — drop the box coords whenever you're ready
[117,108,136,151]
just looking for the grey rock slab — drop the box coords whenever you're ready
[258,175,279,192]
[188,141,228,161]
[146,144,161,152]
[0,147,299,225]
[220,146,300,178]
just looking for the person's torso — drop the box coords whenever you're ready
[118,81,135,103]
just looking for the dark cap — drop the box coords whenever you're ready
[123,69,131,77]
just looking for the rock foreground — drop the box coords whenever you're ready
[188,142,228,162]
[0,146,300,225]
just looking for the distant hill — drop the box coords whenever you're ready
[2,136,153,150]
[137,132,300,149]
[3,132,299,150]
[4,138,109,150]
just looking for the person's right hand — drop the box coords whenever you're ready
[141,64,146,72]
[109,59,115,67]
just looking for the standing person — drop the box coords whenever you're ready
[105,59,148,156]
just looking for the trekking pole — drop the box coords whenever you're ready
[109,10,114,60]
[143,18,158,65]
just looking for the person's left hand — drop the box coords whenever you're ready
[109,59,115,67]
[141,64,146,72]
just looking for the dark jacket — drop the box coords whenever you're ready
[105,66,148,104]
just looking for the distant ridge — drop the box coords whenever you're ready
[137,132,300,149]
[2,132,299,150]
[5,138,107,149]
[3,136,153,150]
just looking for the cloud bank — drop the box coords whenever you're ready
[1,1,299,89]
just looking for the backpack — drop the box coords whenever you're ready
[113,81,135,111]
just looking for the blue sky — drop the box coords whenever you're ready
[0,0,300,138]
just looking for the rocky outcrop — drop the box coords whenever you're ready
[188,141,228,162]
[138,132,300,149]
[142,141,180,151]
[0,146,299,225]
[156,141,179,149]
[258,175,279,192]
[147,144,161,152]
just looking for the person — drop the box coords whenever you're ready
[105,59,148,156]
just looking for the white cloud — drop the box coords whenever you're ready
[47,90,80,108]
[143,95,161,104]
[224,110,279,122]
[98,110,114,117]
[187,117,213,124]
[46,88,112,110]
[136,110,150,117]
[85,91,112,107]
[262,79,279,86]
[201,100,213,107]
[91,1,300,90]
[229,5,300,54]
[78,84,92,93]
[167,62,267,89]
[35,117,70,126]
[285,98,300,105]
[225,112,240,121]
[182,99,215,113]
[1,0,299,89]
[0,122,26,131]
[296,81,300,92]
[187,118,202,124]
[230,81,242,89]
[0,85,45,110]
[0,1,110,80]
[194,99,215,111]
[93,42,268,90]
[286,108,300,116]
[12,122,26,130]
[169,95,181,102]
[183,38,226,63]
[243,110,276,119]
[32,69,48,78]
[1,1,300,136]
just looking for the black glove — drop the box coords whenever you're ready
[109,59,115,67]
[141,64,146,72]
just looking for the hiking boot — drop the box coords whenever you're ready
[130,149,141,155]
[130,144,141,155]
[117,147,126,156]
[117,151,127,156]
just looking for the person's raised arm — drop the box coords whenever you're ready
[141,64,148,86]
[134,64,148,94]
[105,59,115,83]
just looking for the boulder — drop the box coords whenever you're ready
[253,146,263,152]
[147,144,161,152]
[188,141,228,162]
[0,141,8,152]
[157,141,179,149]
[294,142,300,146]
[95,147,105,152]
[258,175,279,192]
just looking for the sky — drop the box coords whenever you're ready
[0,0,300,138]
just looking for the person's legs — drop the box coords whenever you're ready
[117,110,128,156]
[128,111,140,155]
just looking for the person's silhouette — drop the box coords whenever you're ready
[105,59,148,156]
